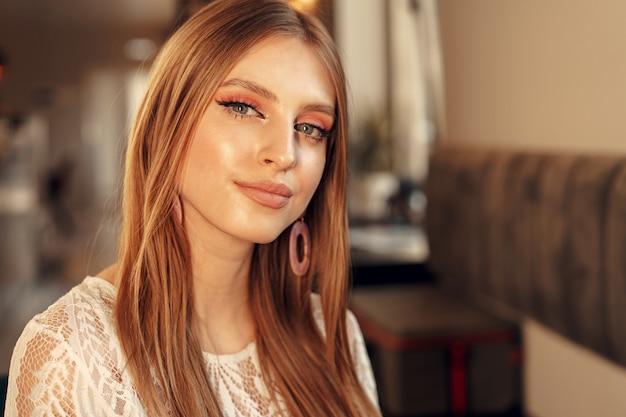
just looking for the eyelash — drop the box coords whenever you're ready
[217,100,331,141]
[217,100,265,120]
[294,123,331,141]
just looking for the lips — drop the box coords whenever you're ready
[235,180,293,209]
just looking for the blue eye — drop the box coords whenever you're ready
[231,103,252,115]
[217,101,265,119]
[294,123,330,140]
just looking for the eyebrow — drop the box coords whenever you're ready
[219,77,336,118]
[220,78,278,102]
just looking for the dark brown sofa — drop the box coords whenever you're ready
[426,144,626,366]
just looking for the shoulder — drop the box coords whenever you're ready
[9,276,118,380]
[309,293,363,341]
[6,277,138,415]
[28,276,116,341]
[12,276,118,367]
[309,293,380,408]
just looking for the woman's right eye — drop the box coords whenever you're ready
[230,103,252,115]
[217,101,265,119]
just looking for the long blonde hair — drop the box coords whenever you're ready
[115,0,379,415]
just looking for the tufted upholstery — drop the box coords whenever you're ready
[426,145,626,365]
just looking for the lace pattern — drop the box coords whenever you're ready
[5,277,379,416]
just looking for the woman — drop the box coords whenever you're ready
[5,0,381,416]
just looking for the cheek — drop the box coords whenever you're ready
[187,127,244,173]
[300,149,327,197]
[181,131,230,197]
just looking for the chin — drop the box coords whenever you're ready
[248,226,287,245]
[241,219,291,245]
[254,234,283,245]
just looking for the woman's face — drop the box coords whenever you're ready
[179,35,335,247]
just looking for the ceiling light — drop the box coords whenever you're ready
[290,0,318,13]
[124,38,157,62]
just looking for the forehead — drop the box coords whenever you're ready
[222,36,336,105]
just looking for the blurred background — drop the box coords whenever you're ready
[2,1,626,416]
[0,0,175,385]
[0,0,438,377]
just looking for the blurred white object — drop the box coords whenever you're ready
[0,185,37,214]
[350,225,429,262]
[349,171,399,221]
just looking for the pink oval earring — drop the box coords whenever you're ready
[289,218,311,276]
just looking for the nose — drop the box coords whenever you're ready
[258,122,297,171]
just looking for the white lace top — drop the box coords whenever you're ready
[5,276,379,416]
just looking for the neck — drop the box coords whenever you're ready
[187,229,256,355]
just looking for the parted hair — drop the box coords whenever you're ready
[114,0,380,415]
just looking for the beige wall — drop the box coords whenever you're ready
[440,0,626,155]
[335,0,387,126]
[439,1,626,416]
[524,319,626,417]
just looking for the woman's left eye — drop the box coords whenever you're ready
[294,123,330,140]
